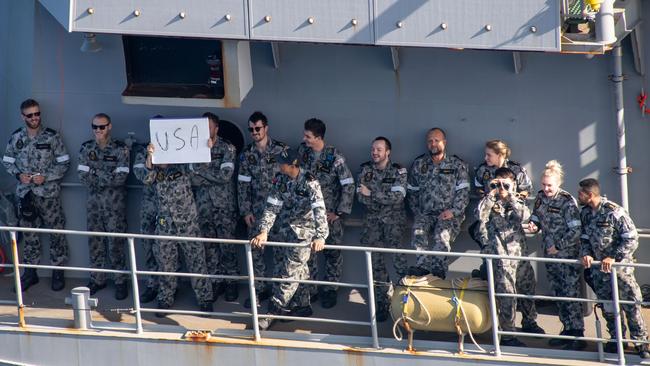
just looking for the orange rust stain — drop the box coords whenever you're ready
[18,306,25,328]
[344,348,364,366]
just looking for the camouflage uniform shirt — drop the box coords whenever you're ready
[3,126,70,198]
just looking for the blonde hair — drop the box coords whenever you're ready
[485,140,511,159]
[542,160,564,184]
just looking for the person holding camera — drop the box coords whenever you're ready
[475,167,531,347]
[3,99,70,292]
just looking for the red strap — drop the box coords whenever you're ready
[638,92,650,114]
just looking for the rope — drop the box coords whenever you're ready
[451,278,487,353]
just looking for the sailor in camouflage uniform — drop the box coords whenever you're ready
[476,168,530,347]
[132,141,162,303]
[77,113,130,300]
[191,112,239,301]
[357,137,407,321]
[251,148,329,330]
[471,140,542,335]
[297,118,354,309]
[3,99,70,292]
[528,161,585,349]
[237,111,289,308]
[143,143,213,315]
[578,178,649,358]
[406,128,469,279]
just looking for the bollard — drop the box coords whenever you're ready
[64,287,98,330]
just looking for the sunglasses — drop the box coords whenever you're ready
[248,126,264,133]
[489,181,512,191]
[91,124,109,130]
[22,111,41,118]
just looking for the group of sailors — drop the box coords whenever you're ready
[2,99,648,358]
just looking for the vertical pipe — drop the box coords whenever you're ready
[610,269,625,365]
[245,243,260,341]
[486,259,501,357]
[612,45,629,211]
[127,237,143,334]
[364,251,379,349]
[10,231,25,327]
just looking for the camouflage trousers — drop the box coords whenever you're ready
[361,214,408,310]
[154,218,213,307]
[270,240,311,311]
[197,206,238,286]
[545,261,584,331]
[87,200,127,286]
[493,258,520,332]
[19,194,68,265]
[248,222,281,294]
[411,214,462,279]
[591,264,648,341]
[307,217,343,295]
[516,259,538,327]
[140,195,160,290]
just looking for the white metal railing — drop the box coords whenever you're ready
[0,226,649,365]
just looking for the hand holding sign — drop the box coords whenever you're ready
[149,118,211,164]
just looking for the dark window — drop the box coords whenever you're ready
[122,36,224,99]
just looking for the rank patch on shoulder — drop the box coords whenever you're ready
[364,171,373,182]
[266,156,276,164]
[534,199,541,210]
[15,140,23,149]
[89,151,97,161]
[482,171,491,184]
[280,183,287,193]
[156,172,165,182]
[420,164,428,174]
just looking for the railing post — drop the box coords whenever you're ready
[364,251,379,349]
[610,268,625,366]
[486,258,501,357]
[245,242,260,341]
[10,231,25,328]
[127,237,143,334]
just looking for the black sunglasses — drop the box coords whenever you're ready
[91,124,109,130]
[22,111,41,118]
[248,126,264,133]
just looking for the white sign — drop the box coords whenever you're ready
[149,118,211,164]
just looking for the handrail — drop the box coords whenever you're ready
[0,226,648,365]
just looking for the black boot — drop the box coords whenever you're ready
[224,282,239,302]
[51,270,65,291]
[13,268,39,293]
[212,282,225,302]
[407,266,430,277]
[139,287,158,303]
[548,329,569,347]
[87,281,107,295]
[258,302,287,331]
[320,290,338,309]
[244,289,271,309]
[115,283,128,300]
[563,330,587,351]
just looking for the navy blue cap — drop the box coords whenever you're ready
[276,148,298,165]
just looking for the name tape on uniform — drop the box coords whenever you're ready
[149,118,211,164]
